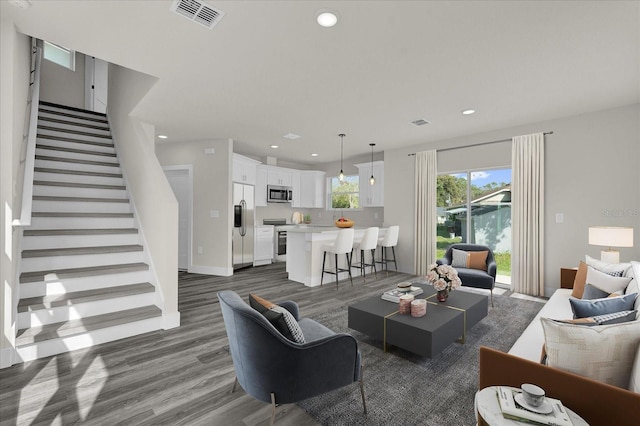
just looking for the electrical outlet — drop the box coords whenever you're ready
[374,212,379,219]
[197,246,203,254]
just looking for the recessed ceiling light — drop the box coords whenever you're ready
[158,135,168,139]
[270,145,279,149]
[317,10,338,27]
[283,133,301,140]
[462,109,476,115]
[311,153,318,157]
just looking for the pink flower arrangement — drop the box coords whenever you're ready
[426,263,462,292]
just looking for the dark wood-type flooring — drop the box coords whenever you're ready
[0,262,415,425]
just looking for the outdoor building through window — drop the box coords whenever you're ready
[436,168,512,283]
[330,175,359,209]
[43,41,75,71]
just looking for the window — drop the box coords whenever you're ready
[436,168,512,280]
[329,175,359,209]
[43,41,75,71]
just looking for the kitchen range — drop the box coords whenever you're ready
[262,218,297,262]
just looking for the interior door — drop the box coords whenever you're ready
[85,56,108,113]
[164,168,192,271]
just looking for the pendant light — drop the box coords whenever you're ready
[369,143,376,185]
[338,133,345,183]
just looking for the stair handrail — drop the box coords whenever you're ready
[13,43,43,227]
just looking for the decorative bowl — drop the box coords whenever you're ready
[335,219,355,228]
[397,282,412,292]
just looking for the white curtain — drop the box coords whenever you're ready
[512,133,545,296]
[414,150,437,275]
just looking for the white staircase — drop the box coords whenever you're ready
[16,101,163,363]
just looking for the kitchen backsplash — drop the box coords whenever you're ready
[255,203,384,227]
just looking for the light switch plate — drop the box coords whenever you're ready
[555,213,564,223]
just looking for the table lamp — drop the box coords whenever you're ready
[588,226,634,263]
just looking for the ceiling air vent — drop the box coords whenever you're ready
[410,119,430,127]
[170,0,225,30]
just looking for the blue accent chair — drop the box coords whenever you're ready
[217,290,367,425]
[437,243,497,306]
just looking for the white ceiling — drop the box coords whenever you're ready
[4,0,639,165]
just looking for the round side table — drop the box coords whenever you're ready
[475,386,588,426]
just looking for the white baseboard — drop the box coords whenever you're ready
[188,265,233,276]
[162,311,181,329]
[0,347,16,369]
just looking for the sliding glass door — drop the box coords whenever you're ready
[436,168,512,283]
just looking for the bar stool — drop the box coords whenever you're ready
[352,227,379,284]
[377,225,399,276]
[321,228,355,289]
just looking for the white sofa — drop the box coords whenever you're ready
[509,256,640,392]
[509,257,639,362]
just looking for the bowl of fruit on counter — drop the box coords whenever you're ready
[335,217,355,228]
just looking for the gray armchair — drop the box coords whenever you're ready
[217,290,366,425]
[438,243,497,306]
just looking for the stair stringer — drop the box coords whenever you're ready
[105,114,180,331]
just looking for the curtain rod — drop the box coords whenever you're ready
[407,131,554,156]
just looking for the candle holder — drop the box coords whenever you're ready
[411,299,427,318]
[399,294,414,315]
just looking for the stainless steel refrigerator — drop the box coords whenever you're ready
[233,183,255,270]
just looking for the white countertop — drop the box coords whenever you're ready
[283,225,382,233]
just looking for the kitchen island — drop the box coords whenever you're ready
[286,226,386,287]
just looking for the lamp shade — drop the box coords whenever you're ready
[588,226,634,248]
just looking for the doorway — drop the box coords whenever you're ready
[436,167,512,286]
[84,55,108,113]
[164,166,193,271]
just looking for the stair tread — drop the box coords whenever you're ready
[39,108,109,124]
[40,101,107,117]
[38,116,110,132]
[37,134,113,148]
[17,282,154,312]
[38,124,112,139]
[24,228,138,236]
[36,143,117,157]
[33,195,129,203]
[23,244,144,258]
[36,154,119,167]
[35,167,122,178]
[33,180,125,190]
[19,262,149,283]
[32,212,133,218]
[16,305,161,345]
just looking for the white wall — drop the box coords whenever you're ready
[0,23,31,368]
[156,140,233,276]
[108,63,180,329]
[385,104,640,296]
[39,51,85,109]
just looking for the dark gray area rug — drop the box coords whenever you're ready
[297,291,544,426]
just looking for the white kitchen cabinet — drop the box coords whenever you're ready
[255,165,268,207]
[298,170,326,208]
[291,170,301,208]
[355,161,384,207]
[266,166,294,186]
[254,225,274,266]
[233,153,260,185]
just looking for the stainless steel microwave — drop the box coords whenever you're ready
[267,185,292,203]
